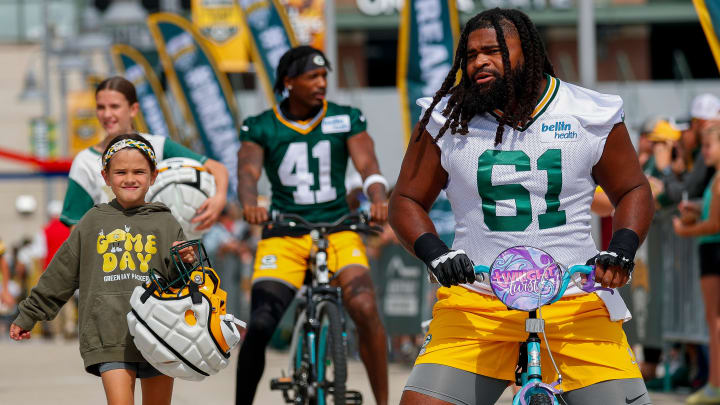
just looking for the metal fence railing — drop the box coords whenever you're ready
[621,208,708,348]
[656,209,708,344]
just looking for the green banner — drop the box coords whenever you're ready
[397,0,459,144]
[148,12,241,193]
[237,0,298,104]
[111,44,178,140]
[372,244,432,335]
[694,0,720,74]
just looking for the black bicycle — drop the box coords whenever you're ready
[269,212,381,405]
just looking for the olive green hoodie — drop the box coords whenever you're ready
[14,199,184,375]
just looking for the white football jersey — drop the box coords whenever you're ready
[418,75,624,298]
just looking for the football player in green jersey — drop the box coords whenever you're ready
[235,46,389,405]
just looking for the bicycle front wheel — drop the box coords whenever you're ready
[287,304,311,404]
[528,393,554,405]
[316,301,347,405]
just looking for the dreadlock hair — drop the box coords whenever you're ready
[416,8,555,145]
[273,45,332,95]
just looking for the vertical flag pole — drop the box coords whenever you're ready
[325,0,338,96]
[578,0,596,88]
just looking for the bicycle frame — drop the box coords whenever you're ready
[512,311,562,405]
[300,229,346,403]
[271,212,377,405]
[275,230,346,404]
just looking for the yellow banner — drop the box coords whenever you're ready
[192,0,251,72]
[67,91,103,156]
[279,0,325,51]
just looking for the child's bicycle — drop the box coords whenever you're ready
[469,245,613,405]
[269,211,381,405]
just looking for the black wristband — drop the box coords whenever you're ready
[607,228,640,262]
[413,233,450,267]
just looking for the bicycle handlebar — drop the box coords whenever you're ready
[473,263,613,305]
[268,211,383,236]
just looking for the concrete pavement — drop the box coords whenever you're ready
[0,339,688,404]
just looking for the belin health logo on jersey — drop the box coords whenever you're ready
[540,120,578,142]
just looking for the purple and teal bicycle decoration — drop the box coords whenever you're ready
[474,246,611,312]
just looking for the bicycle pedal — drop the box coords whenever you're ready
[345,390,363,404]
[270,377,293,391]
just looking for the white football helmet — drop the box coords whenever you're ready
[127,240,245,381]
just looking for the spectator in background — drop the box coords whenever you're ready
[345,170,368,212]
[638,117,661,173]
[673,124,720,404]
[0,240,21,339]
[15,234,44,291]
[39,200,74,339]
[8,238,32,295]
[591,118,680,217]
[11,234,45,337]
[8,202,75,339]
[645,118,685,206]
[41,200,70,271]
[657,94,720,203]
[642,117,682,177]
[0,239,13,309]
[203,203,250,318]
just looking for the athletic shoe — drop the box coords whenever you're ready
[686,384,720,404]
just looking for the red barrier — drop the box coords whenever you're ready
[0,148,72,174]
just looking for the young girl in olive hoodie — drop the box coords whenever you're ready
[10,133,194,405]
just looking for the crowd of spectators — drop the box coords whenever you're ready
[0,200,73,339]
[595,93,720,401]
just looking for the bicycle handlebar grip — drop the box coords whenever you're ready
[473,265,490,282]
[567,264,614,295]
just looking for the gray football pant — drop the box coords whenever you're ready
[404,363,651,405]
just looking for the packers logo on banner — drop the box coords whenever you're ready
[192,0,252,72]
[148,12,241,195]
[279,0,326,51]
[397,0,459,144]
[111,44,178,140]
[237,0,298,104]
[67,91,103,156]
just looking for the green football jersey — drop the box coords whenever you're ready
[240,100,367,223]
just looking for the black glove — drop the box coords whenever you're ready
[591,228,639,285]
[414,233,476,287]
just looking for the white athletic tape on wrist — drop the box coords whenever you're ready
[430,249,466,269]
[362,174,388,197]
[598,250,634,268]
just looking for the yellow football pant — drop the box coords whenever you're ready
[416,286,642,392]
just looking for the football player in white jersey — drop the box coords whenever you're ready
[389,8,655,405]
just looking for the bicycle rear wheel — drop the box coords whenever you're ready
[316,301,347,405]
